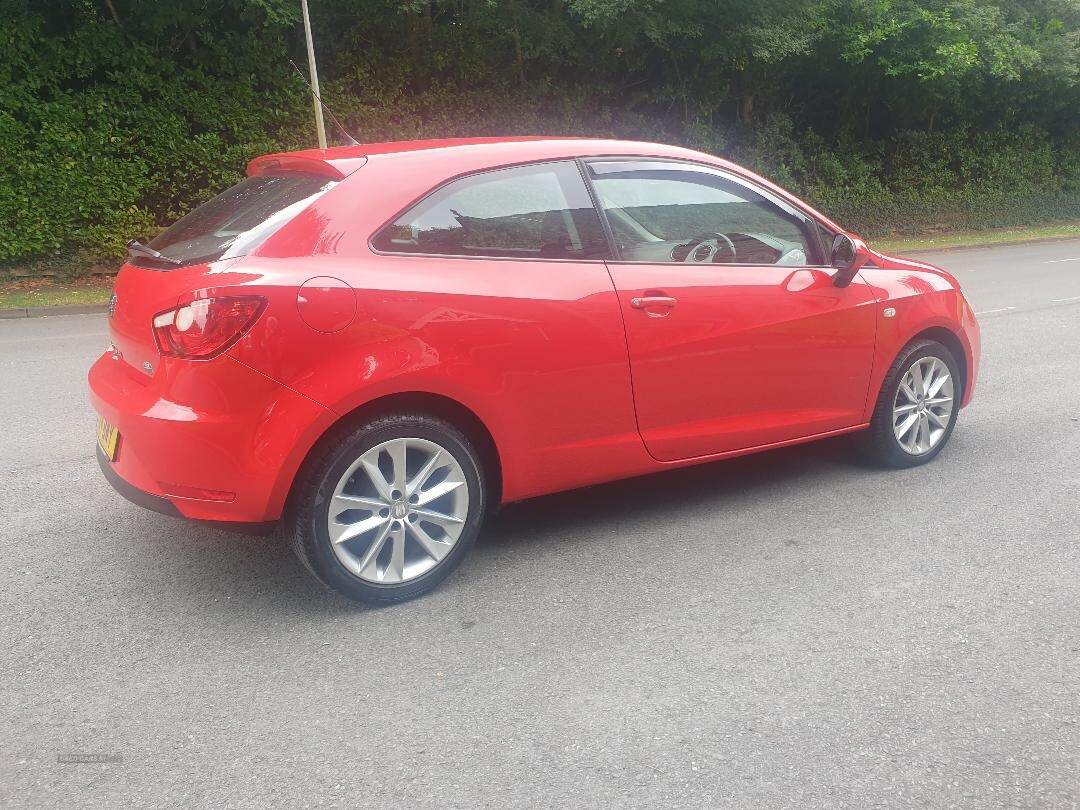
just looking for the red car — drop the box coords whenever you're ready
[89,137,980,603]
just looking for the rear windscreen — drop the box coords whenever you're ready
[141,172,337,267]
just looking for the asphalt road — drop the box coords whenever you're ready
[3,239,1079,808]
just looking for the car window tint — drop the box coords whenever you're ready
[586,160,820,266]
[145,172,336,267]
[373,161,609,259]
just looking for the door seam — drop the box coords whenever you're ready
[600,261,655,457]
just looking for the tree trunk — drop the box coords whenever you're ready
[104,0,122,26]
[739,93,754,124]
[736,65,754,124]
[512,27,526,85]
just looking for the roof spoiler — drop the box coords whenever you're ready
[246,153,368,180]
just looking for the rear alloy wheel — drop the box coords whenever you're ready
[327,437,469,584]
[866,339,961,468]
[290,413,486,603]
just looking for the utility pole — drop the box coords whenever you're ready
[300,0,327,149]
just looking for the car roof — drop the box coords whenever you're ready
[246,137,844,233]
[310,136,569,157]
[249,137,717,177]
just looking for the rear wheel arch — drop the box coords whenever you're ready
[284,391,503,523]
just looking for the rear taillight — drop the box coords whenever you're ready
[152,295,266,359]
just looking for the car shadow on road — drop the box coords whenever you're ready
[483,434,875,549]
[122,433,881,617]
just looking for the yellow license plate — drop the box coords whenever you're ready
[97,417,120,461]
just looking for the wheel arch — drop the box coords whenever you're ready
[864,321,972,424]
[906,326,968,399]
[282,391,504,523]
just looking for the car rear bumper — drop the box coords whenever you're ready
[95,445,182,517]
[95,447,278,534]
[88,350,333,524]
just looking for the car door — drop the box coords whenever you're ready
[358,158,644,501]
[583,158,878,461]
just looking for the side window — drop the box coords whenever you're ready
[373,161,609,259]
[586,160,821,266]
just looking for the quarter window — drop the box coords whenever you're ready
[373,161,609,260]
[141,172,337,268]
[586,160,821,266]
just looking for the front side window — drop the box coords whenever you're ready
[586,160,821,266]
[372,161,609,260]
[143,172,337,267]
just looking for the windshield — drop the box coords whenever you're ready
[141,172,336,267]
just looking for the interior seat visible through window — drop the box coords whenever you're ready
[372,161,609,260]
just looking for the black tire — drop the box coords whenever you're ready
[289,412,487,604]
[864,339,962,468]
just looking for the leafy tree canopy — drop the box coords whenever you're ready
[1,0,1077,270]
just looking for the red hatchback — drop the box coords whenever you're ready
[89,137,980,603]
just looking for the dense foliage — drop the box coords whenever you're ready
[2,0,1078,273]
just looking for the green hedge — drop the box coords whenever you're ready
[799,127,1080,236]
[0,3,308,274]
[2,2,1078,276]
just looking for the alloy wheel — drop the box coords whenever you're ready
[326,438,469,584]
[892,356,955,455]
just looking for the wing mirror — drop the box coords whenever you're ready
[830,233,872,287]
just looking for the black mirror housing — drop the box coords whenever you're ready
[830,233,870,287]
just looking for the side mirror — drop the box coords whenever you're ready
[830,233,871,287]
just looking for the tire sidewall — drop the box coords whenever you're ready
[302,416,486,603]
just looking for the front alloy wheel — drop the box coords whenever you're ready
[891,356,955,455]
[866,339,962,468]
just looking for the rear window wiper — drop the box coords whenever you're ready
[126,239,182,265]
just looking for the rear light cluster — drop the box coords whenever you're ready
[152,296,266,359]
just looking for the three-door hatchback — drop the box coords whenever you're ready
[90,137,980,603]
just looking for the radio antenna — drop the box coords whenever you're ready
[289,58,359,147]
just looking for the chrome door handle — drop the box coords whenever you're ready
[630,296,677,309]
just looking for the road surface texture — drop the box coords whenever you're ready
[3,239,1079,808]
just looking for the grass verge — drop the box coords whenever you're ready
[874,221,1080,254]
[0,277,113,310]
